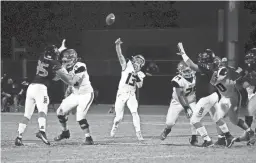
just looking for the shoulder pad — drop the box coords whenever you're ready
[74,62,87,74]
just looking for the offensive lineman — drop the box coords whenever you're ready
[177,42,237,147]
[14,40,78,146]
[54,48,95,145]
[160,61,198,145]
[110,38,146,141]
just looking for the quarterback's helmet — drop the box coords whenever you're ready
[132,55,145,72]
[44,45,60,60]
[61,49,78,69]
[177,61,194,78]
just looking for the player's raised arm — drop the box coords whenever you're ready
[177,42,200,72]
[58,39,67,53]
[115,38,127,71]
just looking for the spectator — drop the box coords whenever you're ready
[17,77,30,108]
[1,78,14,112]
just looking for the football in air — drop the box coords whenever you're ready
[106,13,115,26]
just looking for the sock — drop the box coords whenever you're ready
[38,117,46,132]
[191,125,197,135]
[196,126,211,141]
[17,123,27,138]
[245,116,253,128]
[246,128,252,132]
[132,112,141,132]
[85,133,91,137]
[61,122,68,131]
[218,123,229,133]
[237,119,249,131]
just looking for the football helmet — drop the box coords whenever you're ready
[177,61,194,78]
[61,49,78,69]
[245,48,256,65]
[132,55,145,72]
[197,49,221,70]
[44,45,60,60]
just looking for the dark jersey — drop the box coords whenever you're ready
[196,63,220,101]
[32,55,62,87]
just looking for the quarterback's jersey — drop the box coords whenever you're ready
[32,55,62,87]
[69,62,93,94]
[171,74,196,104]
[118,60,142,93]
[209,67,238,97]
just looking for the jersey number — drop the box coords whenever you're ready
[36,60,49,77]
[126,73,136,86]
[185,86,196,96]
[216,83,227,92]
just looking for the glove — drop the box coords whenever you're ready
[144,61,159,76]
[184,106,193,119]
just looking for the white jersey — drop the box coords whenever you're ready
[69,62,93,95]
[210,67,236,98]
[171,74,196,104]
[118,60,144,93]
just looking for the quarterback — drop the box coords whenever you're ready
[110,38,146,141]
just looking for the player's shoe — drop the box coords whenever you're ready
[225,133,236,148]
[84,136,94,145]
[54,130,70,141]
[201,140,214,147]
[160,128,171,141]
[235,131,250,142]
[189,135,199,146]
[136,131,144,141]
[110,125,118,137]
[36,131,50,145]
[15,137,24,146]
[247,130,255,146]
[214,136,226,146]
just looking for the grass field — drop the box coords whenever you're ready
[1,104,256,163]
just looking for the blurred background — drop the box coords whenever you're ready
[1,1,256,111]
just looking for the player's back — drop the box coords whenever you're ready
[32,55,62,87]
[118,60,137,93]
[171,74,196,104]
[71,61,93,94]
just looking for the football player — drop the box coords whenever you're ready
[235,48,256,145]
[54,48,95,145]
[15,40,79,146]
[177,42,237,147]
[160,61,198,145]
[110,38,146,141]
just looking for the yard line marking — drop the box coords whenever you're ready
[7,154,196,163]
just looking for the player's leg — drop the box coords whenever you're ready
[127,93,144,141]
[34,85,50,145]
[245,86,254,129]
[15,85,36,146]
[111,92,126,137]
[160,100,183,140]
[188,102,199,145]
[76,92,94,145]
[54,93,78,141]
[190,93,218,147]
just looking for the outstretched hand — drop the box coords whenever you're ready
[115,38,123,45]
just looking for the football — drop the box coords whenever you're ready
[106,13,115,26]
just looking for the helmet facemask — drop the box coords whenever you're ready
[61,49,78,69]
[132,55,145,72]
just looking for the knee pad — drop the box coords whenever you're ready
[57,115,68,123]
[78,119,89,130]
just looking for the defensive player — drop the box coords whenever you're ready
[54,49,94,145]
[177,42,236,147]
[14,40,78,146]
[160,61,198,145]
[110,38,146,141]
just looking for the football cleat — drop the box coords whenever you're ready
[214,137,226,146]
[201,140,214,147]
[84,136,94,145]
[225,134,236,148]
[247,130,255,146]
[136,131,144,141]
[160,128,171,141]
[15,137,24,146]
[36,131,50,145]
[54,130,70,141]
[235,131,250,142]
[189,135,199,146]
